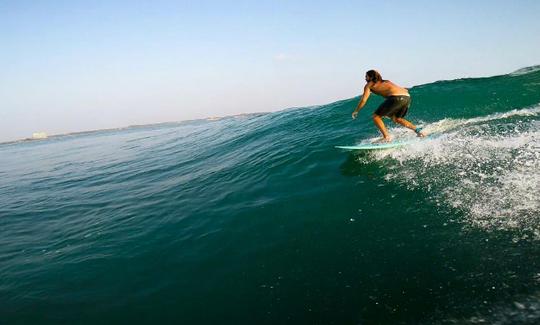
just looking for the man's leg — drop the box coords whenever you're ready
[392,117,425,137]
[373,114,391,141]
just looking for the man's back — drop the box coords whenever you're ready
[369,80,409,98]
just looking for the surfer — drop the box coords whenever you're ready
[351,70,425,141]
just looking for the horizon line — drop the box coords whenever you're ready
[2,64,538,145]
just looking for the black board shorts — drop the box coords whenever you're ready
[374,95,411,118]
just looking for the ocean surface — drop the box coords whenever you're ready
[1,66,540,324]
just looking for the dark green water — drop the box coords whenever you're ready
[1,66,540,324]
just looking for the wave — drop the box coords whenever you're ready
[510,65,540,76]
[2,65,540,324]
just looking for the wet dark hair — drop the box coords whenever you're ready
[366,70,384,83]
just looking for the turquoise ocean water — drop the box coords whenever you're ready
[1,66,540,324]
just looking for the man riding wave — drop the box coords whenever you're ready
[352,70,425,141]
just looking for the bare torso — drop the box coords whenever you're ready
[368,80,409,97]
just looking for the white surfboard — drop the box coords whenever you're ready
[335,135,433,151]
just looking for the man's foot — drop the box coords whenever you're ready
[415,127,426,137]
[374,136,392,143]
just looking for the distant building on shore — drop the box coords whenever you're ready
[32,132,48,139]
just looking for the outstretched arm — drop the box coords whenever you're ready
[352,84,371,119]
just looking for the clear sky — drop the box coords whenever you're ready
[1,0,539,141]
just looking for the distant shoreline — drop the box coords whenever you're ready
[0,112,271,146]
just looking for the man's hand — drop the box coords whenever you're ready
[352,84,370,120]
